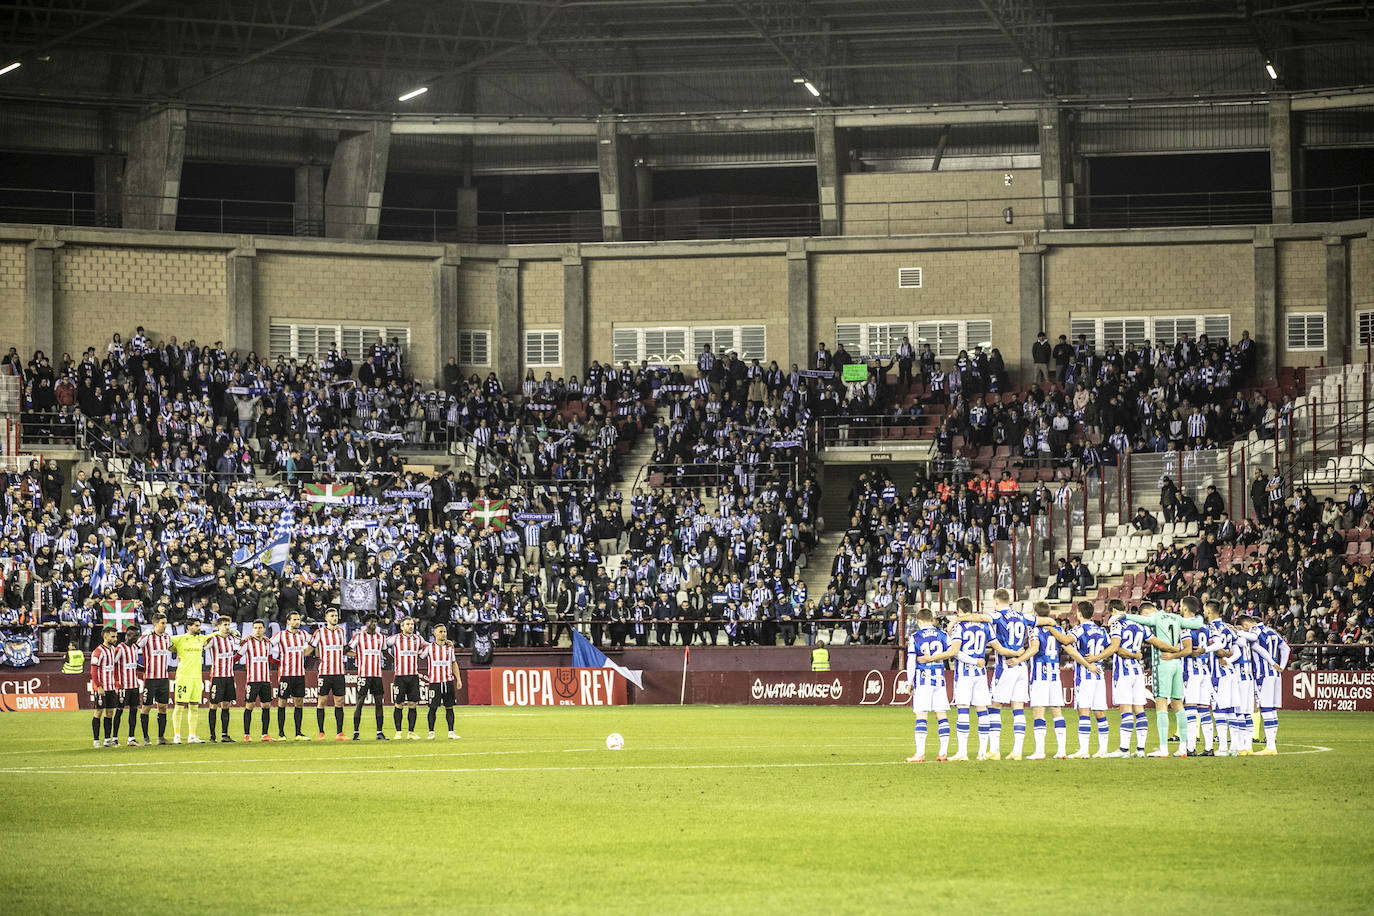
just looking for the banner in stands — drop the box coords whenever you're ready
[488,668,626,707]
[1284,670,1374,711]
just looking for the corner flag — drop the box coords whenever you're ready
[570,629,643,690]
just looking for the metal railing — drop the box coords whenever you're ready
[4,182,1371,244]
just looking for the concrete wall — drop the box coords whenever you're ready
[585,254,787,367]
[842,169,1043,236]
[1277,239,1328,366]
[254,252,436,379]
[0,244,25,355]
[457,260,498,371]
[1354,236,1374,316]
[52,244,226,360]
[519,260,564,375]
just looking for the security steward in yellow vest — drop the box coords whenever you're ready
[810,640,830,672]
[62,646,85,674]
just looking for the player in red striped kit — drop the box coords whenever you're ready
[112,626,143,746]
[137,614,173,745]
[387,616,425,739]
[349,613,390,741]
[90,627,120,748]
[423,623,462,740]
[238,619,276,742]
[271,611,313,740]
[206,617,242,742]
[312,608,348,740]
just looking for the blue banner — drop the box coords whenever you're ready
[514,512,554,523]
[383,489,429,500]
[798,369,835,379]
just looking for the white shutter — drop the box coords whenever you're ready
[1359,311,1374,347]
[269,324,294,360]
[964,321,993,351]
[612,329,639,364]
[1202,315,1230,342]
[459,330,489,365]
[739,326,766,361]
[1069,318,1097,351]
[897,267,922,289]
[384,326,411,354]
[834,323,862,355]
[1286,313,1326,351]
[524,331,560,367]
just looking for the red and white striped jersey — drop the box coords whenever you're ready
[312,626,347,676]
[350,630,386,678]
[115,643,141,690]
[423,641,456,683]
[137,631,173,680]
[239,636,274,683]
[90,644,119,691]
[272,628,311,677]
[206,634,241,679]
[387,633,425,677]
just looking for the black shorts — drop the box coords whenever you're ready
[356,676,385,703]
[245,681,273,704]
[393,674,420,704]
[429,681,455,706]
[318,674,346,697]
[121,688,141,708]
[99,689,119,709]
[279,675,306,699]
[209,677,237,704]
[143,679,170,706]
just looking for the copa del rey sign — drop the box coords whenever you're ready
[492,667,627,707]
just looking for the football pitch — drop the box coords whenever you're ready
[2,707,1371,915]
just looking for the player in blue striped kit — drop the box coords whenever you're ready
[1240,614,1290,756]
[948,597,994,762]
[1104,599,1178,757]
[1203,601,1244,755]
[988,589,1039,761]
[1030,602,1103,760]
[905,608,956,762]
[1178,597,1216,756]
[1068,602,1113,757]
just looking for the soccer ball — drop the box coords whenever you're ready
[605,732,624,751]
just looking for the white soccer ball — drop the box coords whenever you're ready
[605,732,625,751]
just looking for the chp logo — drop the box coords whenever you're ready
[859,670,885,705]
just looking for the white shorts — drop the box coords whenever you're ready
[1073,677,1107,712]
[1184,673,1213,707]
[1256,674,1281,709]
[1213,674,1240,710]
[953,672,991,708]
[912,682,950,714]
[1113,672,1147,707]
[1028,678,1065,709]
[991,666,1030,705]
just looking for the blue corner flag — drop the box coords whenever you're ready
[570,629,643,690]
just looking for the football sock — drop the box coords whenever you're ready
[187,707,197,739]
[334,707,344,733]
[428,706,438,730]
[1201,707,1215,750]
[1216,710,1230,752]
[977,716,991,758]
[445,707,454,730]
[1077,716,1091,752]
[990,711,1002,756]
[220,708,229,736]
[278,705,287,736]
[1119,712,1133,751]
[1185,705,1199,750]
[1096,716,1109,752]
[112,709,123,737]
[293,707,303,735]
[956,709,970,756]
[1053,716,1066,754]
[1134,713,1147,751]
[407,707,417,731]
[374,704,384,732]
[157,712,166,739]
[914,716,927,754]
[353,706,364,732]
[244,709,253,735]
[208,710,217,740]
[1262,708,1278,750]
[937,719,949,757]
[1032,717,1046,756]
[127,708,136,737]
[317,708,326,732]
[171,706,182,738]
[1011,709,1026,755]
[393,707,403,732]
[260,708,270,736]
[91,715,101,742]
[140,712,150,742]
[1156,709,1170,749]
[1177,709,1191,751]
[102,716,112,740]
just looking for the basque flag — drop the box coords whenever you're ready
[570,629,643,690]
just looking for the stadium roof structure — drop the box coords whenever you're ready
[0,0,1372,118]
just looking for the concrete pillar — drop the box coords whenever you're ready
[786,239,810,371]
[122,108,186,231]
[1018,243,1045,383]
[1039,105,1067,230]
[325,123,391,240]
[496,258,521,390]
[1269,96,1294,225]
[814,114,844,236]
[596,118,637,242]
[93,155,124,228]
[23,241,58,358]
[294,165,325,237]
[1327,236,1350,364]
[226,248,255,358]
[1253,236,1278,383]
[562,253,587,377]
[635,164,654,238]
[435,252,460,388]
[456,188,478,243]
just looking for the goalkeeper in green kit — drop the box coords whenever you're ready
[1112,600,1201,758]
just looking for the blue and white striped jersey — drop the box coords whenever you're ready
[1252,624,1287,680]
[992,608,1037,677]
[1109,618,1148,679]
[1072,622,1108,684]
[952,620,992,680]
[1179,618,1210,681]
[906,627,950,688]
[1031,625,1063,683]
[1207,620,1234,681]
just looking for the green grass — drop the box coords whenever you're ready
[2,708,1372,915]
